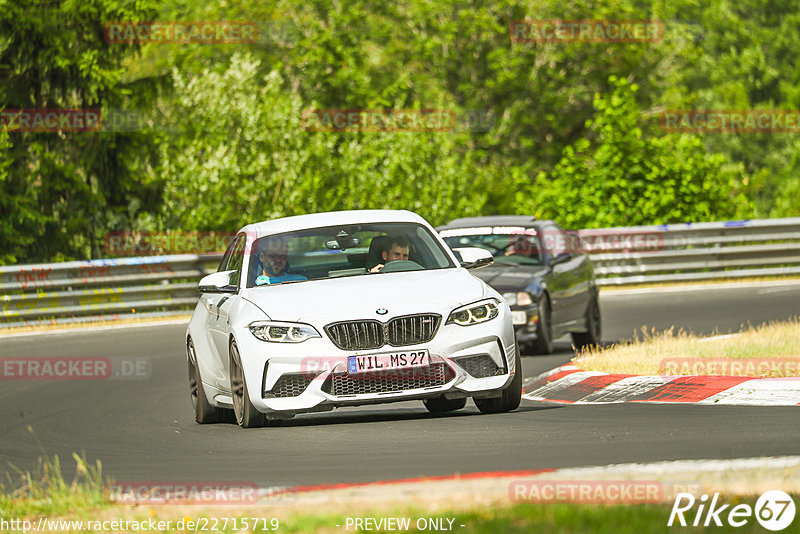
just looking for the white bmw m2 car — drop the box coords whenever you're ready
[186,210,521,428]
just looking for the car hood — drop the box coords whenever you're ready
[240,268,486,324]
[471,265,547,291]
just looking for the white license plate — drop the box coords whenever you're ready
[512,311,528,325]
[348,349,429,374]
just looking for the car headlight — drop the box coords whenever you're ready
[502,292,533,307]
[446,299,500,326]
[249,321,321,343]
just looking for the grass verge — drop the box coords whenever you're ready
[1,453,105,519]
[574,317,800,377]
[1,454,794,533]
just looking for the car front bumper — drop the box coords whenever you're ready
[232,319,517,416]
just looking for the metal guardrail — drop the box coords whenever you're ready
[0,255,221,328]
[587,217,800,286]
[1,218,799,327]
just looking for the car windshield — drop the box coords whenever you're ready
[246,222,455,288]
[440,226,544,266]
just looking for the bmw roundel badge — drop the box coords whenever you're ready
[376,308,388,315]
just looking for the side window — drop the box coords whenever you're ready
[227,235,247,287]
[218,236,240,273]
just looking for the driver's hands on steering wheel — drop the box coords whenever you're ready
[369,264,384,273]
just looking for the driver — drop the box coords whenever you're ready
[369,236,410,273]
[255,236,307,285]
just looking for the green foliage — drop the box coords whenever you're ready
[527,77,751,228]
[154,54,492,230]
[1,452,105,519]
[0,0,160,263]
[1,0,798,264]
[0,122,39,265]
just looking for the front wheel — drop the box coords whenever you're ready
[530,295,553,355]
[230,341,266,429]
[474,347,523,414]
[571,295,601,350]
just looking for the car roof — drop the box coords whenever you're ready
[239,209,429,239]
[437,215,541,230]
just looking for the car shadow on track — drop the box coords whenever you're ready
[207,403,563,429]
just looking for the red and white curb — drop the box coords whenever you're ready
[522,364,800,406]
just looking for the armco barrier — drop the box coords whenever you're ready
[1,218,799,327]
[0,255,220,328]
[586,217,800,285]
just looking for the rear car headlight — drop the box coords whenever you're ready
[446,299,500,326]
[502,292,533,307]
[249,321,321,343]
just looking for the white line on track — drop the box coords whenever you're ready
[0,318,190,339]
[601,279,800,297]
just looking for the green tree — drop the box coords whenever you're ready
[154,53,494,231]
[524,77,751,228]
[0,0,159,264]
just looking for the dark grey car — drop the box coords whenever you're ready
[438,215,601,354]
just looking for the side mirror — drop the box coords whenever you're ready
[198,270,238,293]
[453,247,494,269]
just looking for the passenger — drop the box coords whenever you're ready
[369,236,410,273]
[255,237,307,285]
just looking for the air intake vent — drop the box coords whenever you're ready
[455,355,504,378]
[321,363,453,396]
[264,373,316,398]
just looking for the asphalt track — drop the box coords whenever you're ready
[1,281,799,487]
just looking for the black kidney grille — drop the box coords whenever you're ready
[325,320,383,350]
[386,314,440,346]
[325,315,441,350]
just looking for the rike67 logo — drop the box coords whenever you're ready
[669,491,796,531]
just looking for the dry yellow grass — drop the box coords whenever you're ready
[574,317,800,377]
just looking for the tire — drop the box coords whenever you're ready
[571,295,602,351]
[423,397,467,413]
[187,339,224,424]
[530,295,553,355]
[474,347,523,414]
[230,341,266,428]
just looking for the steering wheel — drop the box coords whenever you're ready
[378,260,424,273]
